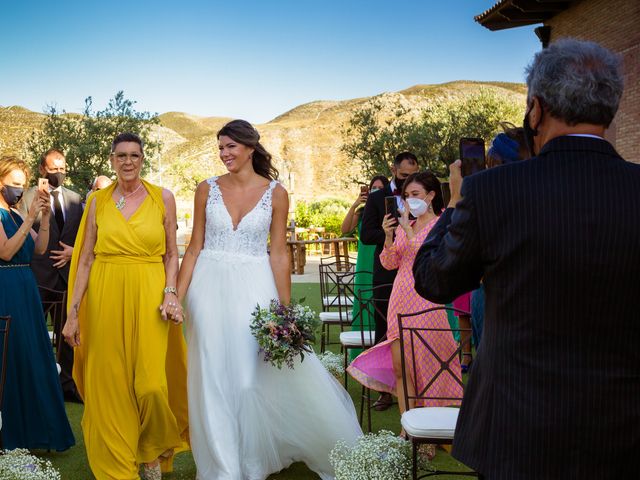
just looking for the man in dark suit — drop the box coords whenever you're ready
[413,39,639,479]
[21,148,84,402]
[360,151,419,409]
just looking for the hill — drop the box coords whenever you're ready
[0,81,526,202]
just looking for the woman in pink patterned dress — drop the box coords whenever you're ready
[348,172,462,423]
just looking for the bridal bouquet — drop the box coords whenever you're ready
[0,449,61,480]
[250,299,320,369]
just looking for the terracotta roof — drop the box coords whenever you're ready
[475,0,576,31]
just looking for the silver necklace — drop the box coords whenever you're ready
[115,183,144,210]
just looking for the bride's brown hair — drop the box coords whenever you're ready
[217,120,279,181]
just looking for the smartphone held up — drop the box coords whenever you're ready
[38,178,49,192]
[384,196,399,221]
[459,138,486,177]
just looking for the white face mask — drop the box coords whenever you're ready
[407,197,429,217]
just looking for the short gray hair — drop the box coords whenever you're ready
[525,38,623,127]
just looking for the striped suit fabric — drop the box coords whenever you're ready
[413,136,640,479]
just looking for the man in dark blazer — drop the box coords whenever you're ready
[360,152,419,409]
[413,39,639,479]
[21,148,84,402]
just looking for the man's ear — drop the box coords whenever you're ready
[529,96,544,131]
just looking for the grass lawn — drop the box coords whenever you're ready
[38,283,472,479]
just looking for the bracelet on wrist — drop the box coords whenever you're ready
[163,286,178,295]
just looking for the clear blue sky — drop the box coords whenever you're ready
[0,0,541,124]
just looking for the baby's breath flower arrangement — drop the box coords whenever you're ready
[250,299,320,369]
[329,430,412,480]
[318,351,345,379]
[0,449,61,480]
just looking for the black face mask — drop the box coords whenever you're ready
[394,176,406,191]
[1,185,24,206]
[46,172,66,188]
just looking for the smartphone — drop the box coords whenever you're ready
[459,138,486,177]
[38,178,49,192]
[441,182,451,207]
[384,196,399,220]
[360,185,369,196]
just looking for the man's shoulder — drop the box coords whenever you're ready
[62,187,82,201]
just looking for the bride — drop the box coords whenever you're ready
[177,120,362,479]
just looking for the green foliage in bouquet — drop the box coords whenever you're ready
[0,449,61,480]
[250,299,320,369]
[329,430,413,480]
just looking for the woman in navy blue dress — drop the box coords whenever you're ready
[0,156,74,450]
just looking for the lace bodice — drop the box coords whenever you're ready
[202,177,277,258]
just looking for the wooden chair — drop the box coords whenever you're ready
[398,306,478,479]
[0,315,11,448]
[38,286,67,356]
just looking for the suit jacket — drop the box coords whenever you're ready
[359,184,397,285]
[20,186,83,289]
[412,136,640,479]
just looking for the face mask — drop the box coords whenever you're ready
[46,172,66,188]
[407,197,429,217]
[1,185,24,206]
[370,187,381,193]
[394,177,406,191]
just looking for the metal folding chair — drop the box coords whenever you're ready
[318,258,355,352]
[346,283,394,432]
[398,306,478,479]
[38,286,67,356]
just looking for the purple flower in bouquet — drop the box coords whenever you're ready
[250,299,320,369]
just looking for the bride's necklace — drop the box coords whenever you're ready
[115,182,144,210]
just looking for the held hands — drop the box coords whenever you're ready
[448,160,463,208]
[50,241,73,268]
[159,293,184,325]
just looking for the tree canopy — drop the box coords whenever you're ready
[26,91,161,193]
[342,89,524,181]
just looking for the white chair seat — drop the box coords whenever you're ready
[322,295,354,307]
[339,330,375,347]
[401,407,459,440]
[319,311,352,323]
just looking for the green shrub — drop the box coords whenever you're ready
[294,198,350,237]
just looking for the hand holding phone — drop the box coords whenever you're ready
[384,196,399,220]
[459,138,486,177]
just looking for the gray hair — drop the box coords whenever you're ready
[525,38,623,127]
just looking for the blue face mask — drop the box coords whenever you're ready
[1,185,24,206]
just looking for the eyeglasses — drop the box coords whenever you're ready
[111,153,143,163]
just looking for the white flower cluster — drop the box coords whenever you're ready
[0,449,61,480]
[318,351,345,378]
[329,430,412,480]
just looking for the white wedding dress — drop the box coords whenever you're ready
[186,177,362,480]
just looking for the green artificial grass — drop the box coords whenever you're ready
[36,283,472,479]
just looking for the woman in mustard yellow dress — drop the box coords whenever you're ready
[63,133,189,480]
